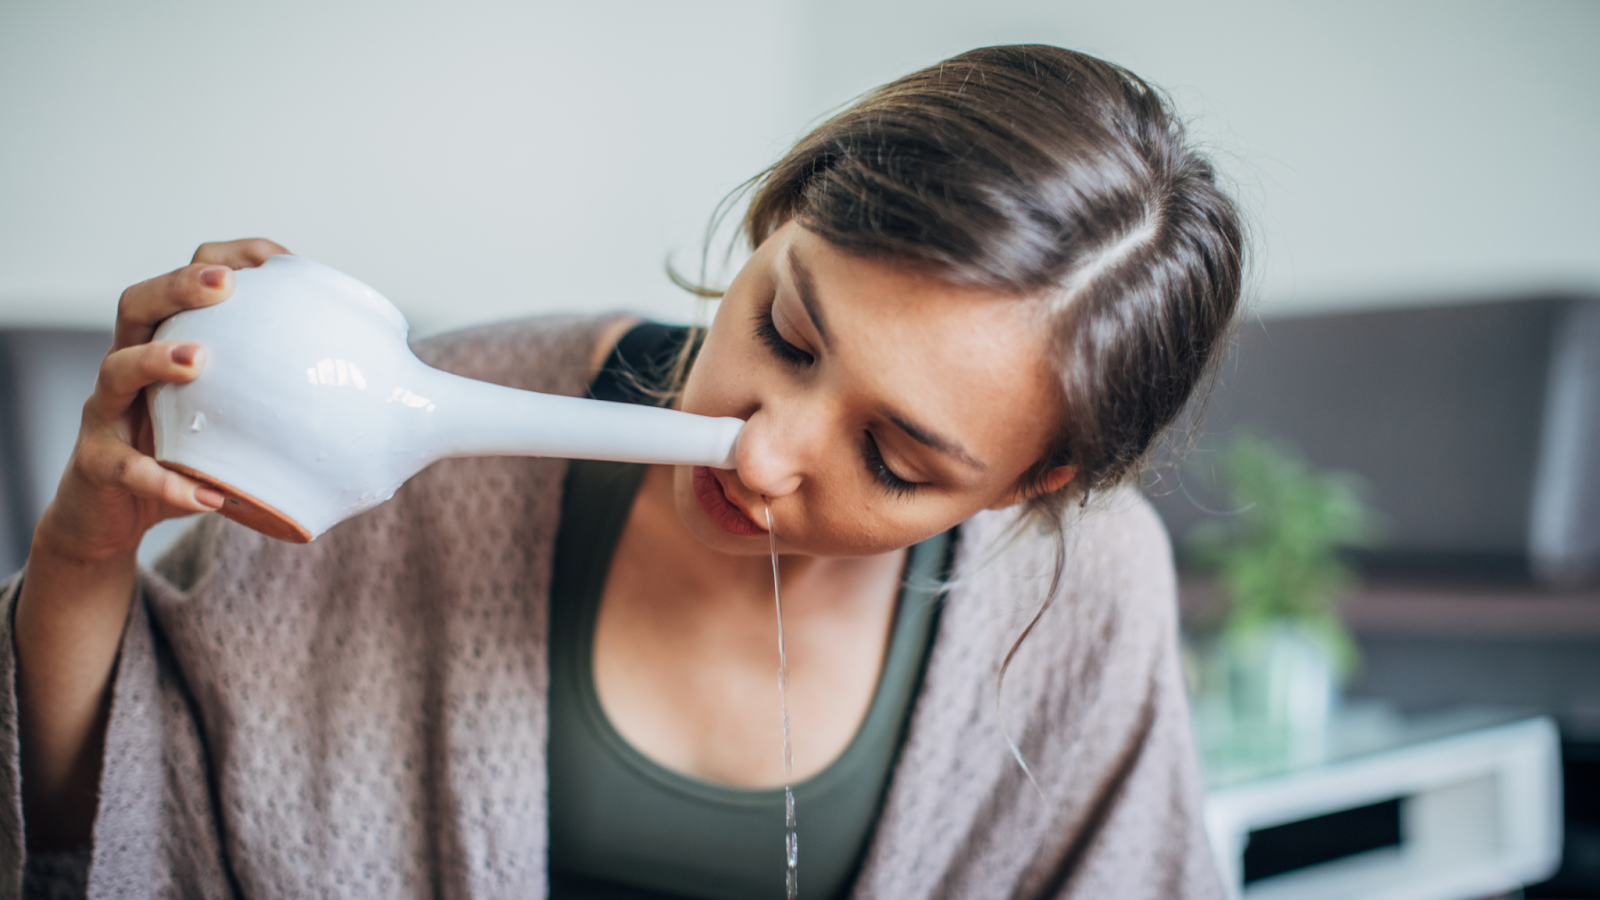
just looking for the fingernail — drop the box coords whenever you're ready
[199,266,227,289]
[171,343,199,366]
[195,487,225,509]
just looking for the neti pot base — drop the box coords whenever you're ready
[163,461,314,544]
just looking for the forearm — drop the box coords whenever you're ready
[6,239,282,852]
[13,530,138,850]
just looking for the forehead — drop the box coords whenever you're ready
[782,227,1061,464]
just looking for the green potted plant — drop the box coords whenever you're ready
[1185,434,1375,769]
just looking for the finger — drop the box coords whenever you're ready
[112,263,232,351]
[90,341,206,419]
[77,440,223,513]
[192,238,289,269]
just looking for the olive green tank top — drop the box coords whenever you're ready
[546,324,952,900]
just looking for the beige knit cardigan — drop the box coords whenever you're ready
[1,315,1222,900]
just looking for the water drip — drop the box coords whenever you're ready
[766,503,798,899]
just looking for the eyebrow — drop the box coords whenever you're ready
[884,410,989,472]
[786,244,831,350]
[786,241,987,473]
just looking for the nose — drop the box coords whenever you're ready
[730,405,815,500]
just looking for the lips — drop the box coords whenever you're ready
[692,466,767,537]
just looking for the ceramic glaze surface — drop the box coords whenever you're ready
[151,255,742,541]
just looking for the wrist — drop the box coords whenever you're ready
[28,516,138,579]
[28,499,140,569]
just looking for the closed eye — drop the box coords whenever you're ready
[754,303,814,366]
[864,432,920,498]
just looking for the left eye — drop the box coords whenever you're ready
[754,304,814,366]
[864,432,919,497]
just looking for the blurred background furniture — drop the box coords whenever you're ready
[1203,708,1561,900]
[1153,295,1600,587]
[1157,295,1600,897]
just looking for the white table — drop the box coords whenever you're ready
[1201,706,1563,900]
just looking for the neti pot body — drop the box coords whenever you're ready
[149,254,743,542]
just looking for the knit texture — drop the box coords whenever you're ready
[1,315,1221,900]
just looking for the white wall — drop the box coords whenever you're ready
[0,0,806,335]
[2,1,1596,331]
[797,0,1600,316]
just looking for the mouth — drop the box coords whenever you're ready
[692,466,767,537]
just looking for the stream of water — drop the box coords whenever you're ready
[765,504,798,900]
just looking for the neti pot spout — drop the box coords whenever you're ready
[149,254,742,543]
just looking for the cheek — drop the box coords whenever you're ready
[795,491,985,558]
[773,462,986,555]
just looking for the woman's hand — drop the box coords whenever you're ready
[15,238,287,851]
[33,238,290,564]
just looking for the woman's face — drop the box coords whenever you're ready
[675,220,1069,558]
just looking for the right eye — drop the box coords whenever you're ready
[754,302,814,367]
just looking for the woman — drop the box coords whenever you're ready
[7,45,1241,898]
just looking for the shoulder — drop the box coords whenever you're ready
[1062,486,1178,625]
[410,313,635,394]
[945,485,1180,704]
[958,485,1177,629]
[864,489,1212,896]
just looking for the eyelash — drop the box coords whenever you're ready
[754,303,814,366]
[864,432,920,498]
[755,301,920,498]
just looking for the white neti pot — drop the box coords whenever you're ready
[150,255,742,543]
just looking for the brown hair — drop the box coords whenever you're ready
[739,45,1244,521]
